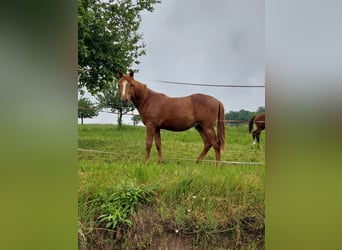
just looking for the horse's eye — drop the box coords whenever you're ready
[130,84,134,88]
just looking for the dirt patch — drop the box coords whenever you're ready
[122,206,192,249]
[79,206,264,249]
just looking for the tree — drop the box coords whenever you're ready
[78,0,161,95]
[256,106,265,113]
[78,97,99,124]
[225,107,266,125]
[225,109,254,125]
[225,109,251,121]
[95,81,135,126]
[131,115,141,126]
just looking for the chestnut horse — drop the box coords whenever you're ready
[248,113,265,147]
[118,70,225,164]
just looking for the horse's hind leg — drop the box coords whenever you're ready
[252,130,256,146]
[205,128,221,164]
[256,131,260,144]
[195,126,212,163]
[197,127,221,165]
[253,129,261,149]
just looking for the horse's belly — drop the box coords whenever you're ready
[159,119,195,131]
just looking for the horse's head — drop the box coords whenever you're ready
[118,69,135,106]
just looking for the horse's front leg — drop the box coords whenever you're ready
[154,128,163,163]
[145,125,155,163]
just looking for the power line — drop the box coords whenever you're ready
[154,80,265,88]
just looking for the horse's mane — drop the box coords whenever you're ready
[133,79,149,103]
[134,80,170,99]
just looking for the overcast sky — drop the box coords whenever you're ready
[83,0,264,124]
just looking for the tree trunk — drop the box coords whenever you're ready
[118,110,123,127]
[81,116,84,125]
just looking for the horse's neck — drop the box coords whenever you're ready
[132,81,150,109]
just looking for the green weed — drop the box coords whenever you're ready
[97,180,159,229]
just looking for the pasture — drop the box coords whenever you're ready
[78,124,265,249]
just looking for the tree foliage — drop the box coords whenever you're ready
[78,97,99,124]
[78,0,161,95]
[225,107,265,125]
[256,106,265,113]
[95,81,135,126]
[225,109,251,121]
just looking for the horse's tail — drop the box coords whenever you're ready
[249,115,256,133]
[217,101,225,150]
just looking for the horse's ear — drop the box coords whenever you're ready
[129,69,134,78]
[118,70,123,78]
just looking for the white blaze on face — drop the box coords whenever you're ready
[122,80,128,96]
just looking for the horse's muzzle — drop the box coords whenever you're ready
[121,99,129,107]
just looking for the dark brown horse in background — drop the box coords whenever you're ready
[249,113,265,147]
[118,70,225,165]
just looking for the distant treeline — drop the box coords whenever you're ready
[225,107,265,124]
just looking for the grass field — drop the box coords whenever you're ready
[78,124,265,249]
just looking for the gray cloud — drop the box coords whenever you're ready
[87,0,264,124]
[137,0,264,105]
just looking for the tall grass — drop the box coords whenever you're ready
[78,124,265,249]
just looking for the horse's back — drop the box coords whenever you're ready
[255,113,265,122]
[147,94,196,131]
[255,113,265,129]
[190,94,221,124]
[256,113,265,120]
[163,93,219,115]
